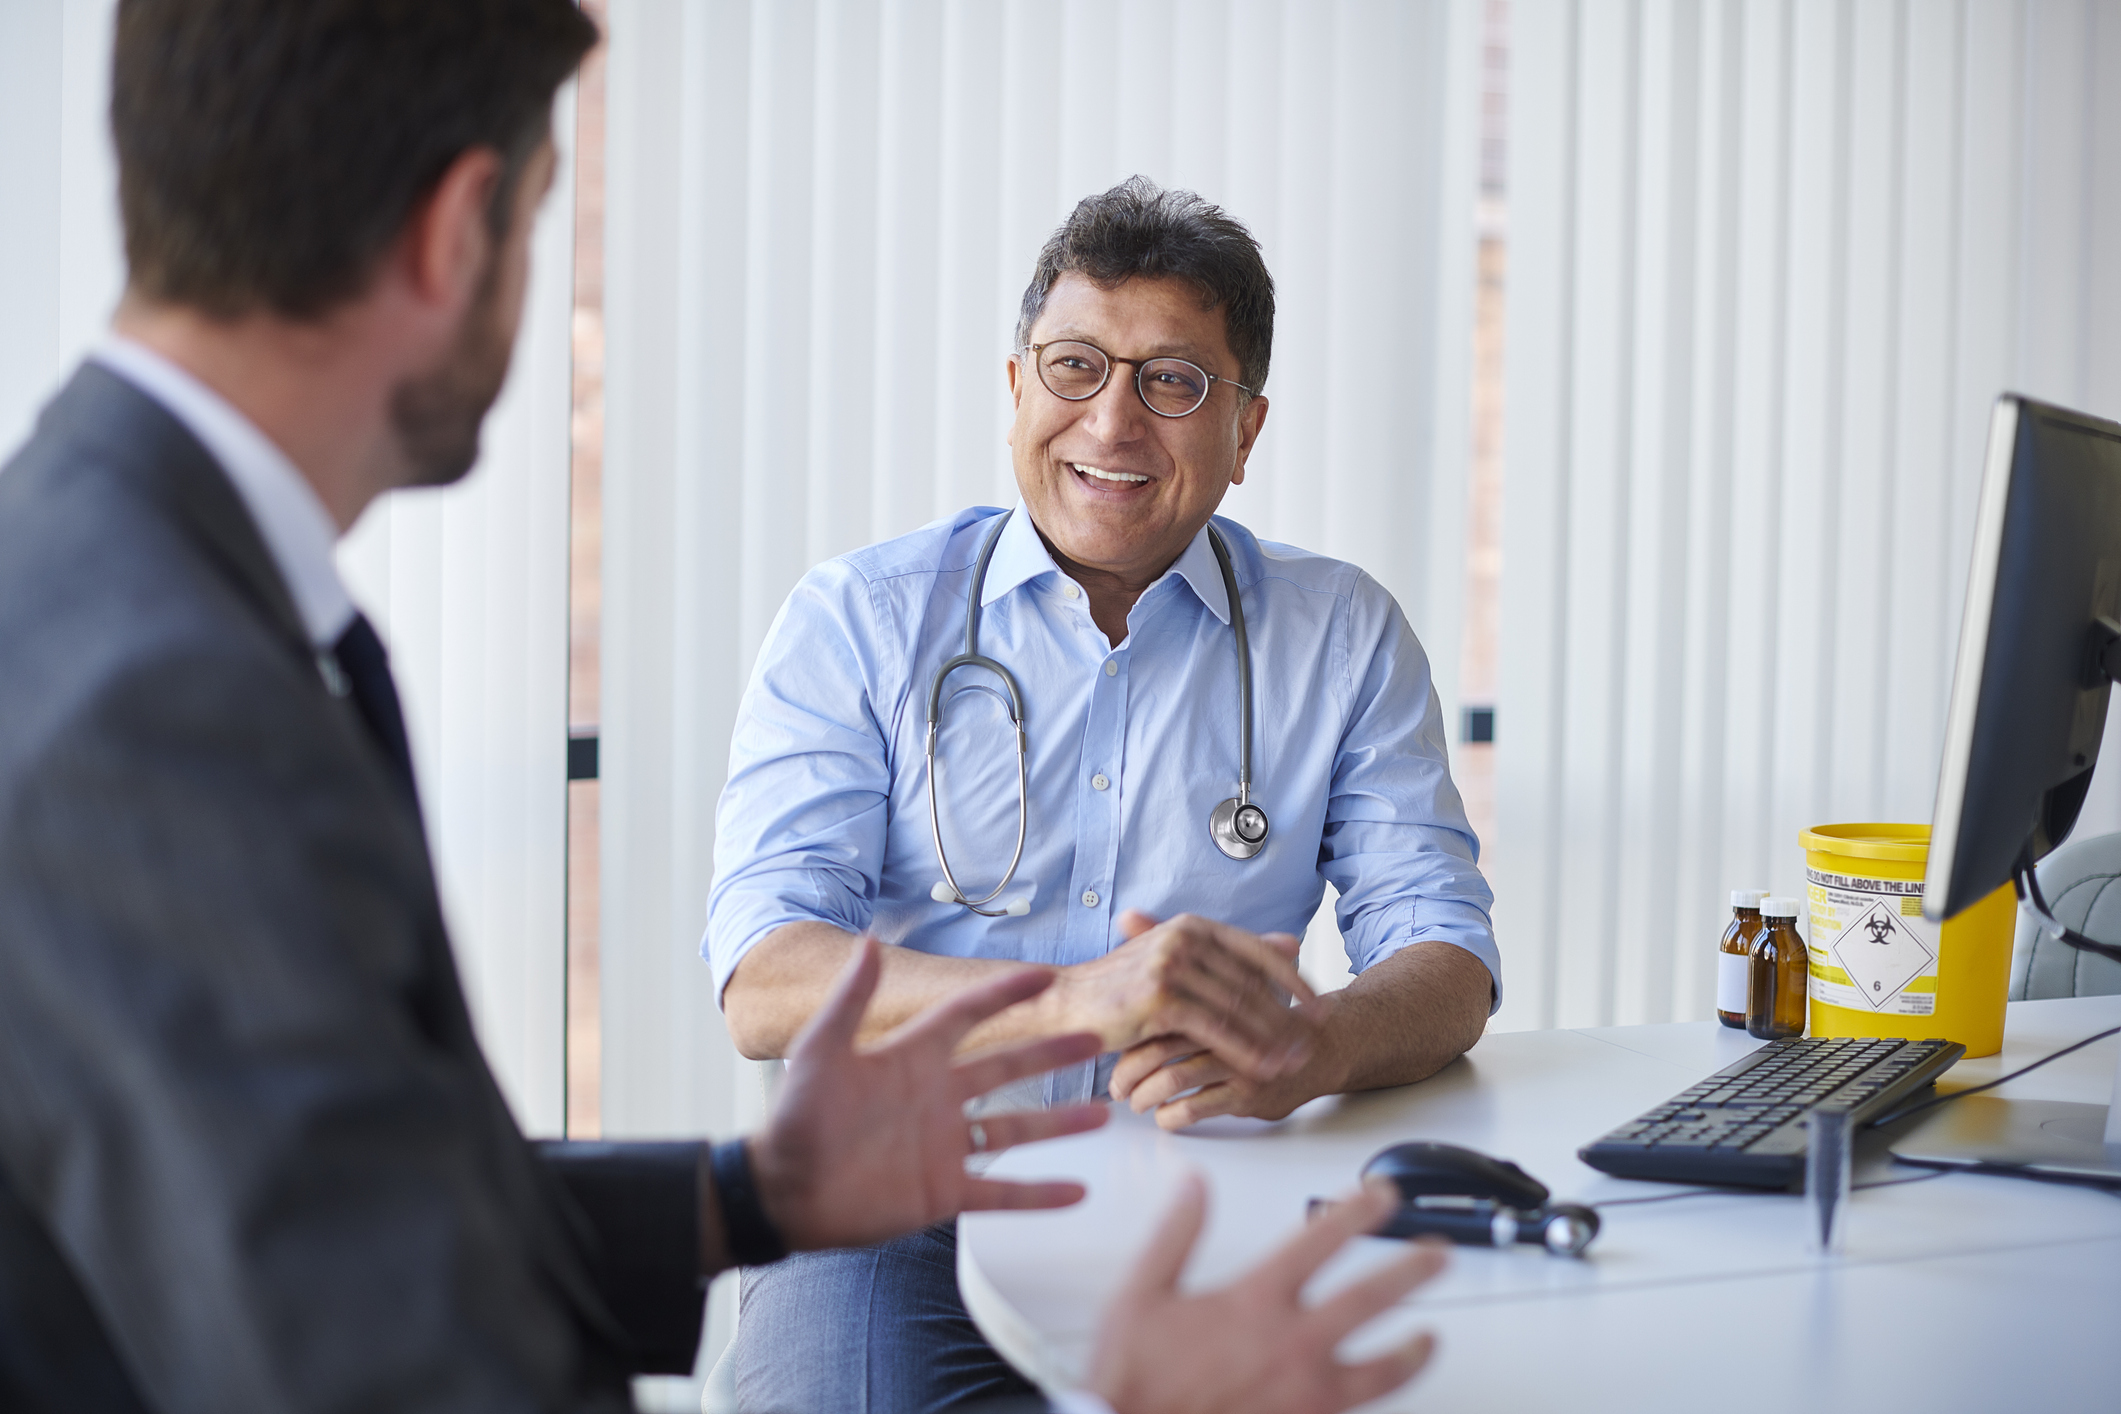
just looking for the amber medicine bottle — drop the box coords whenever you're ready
[1747,897,1810,1040]
[1715,890,1768,1029]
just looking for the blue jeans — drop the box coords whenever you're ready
[732,1220,1035,1414]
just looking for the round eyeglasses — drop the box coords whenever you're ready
[1022,340,1256,419]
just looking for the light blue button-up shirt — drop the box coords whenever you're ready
[707,504,1499,1103]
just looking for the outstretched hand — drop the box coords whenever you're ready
[1089,1174,1446,1414]
[749,936,1108,1252]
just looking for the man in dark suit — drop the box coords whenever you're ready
[0,4,1110,1409]
[0,4,1449,1411]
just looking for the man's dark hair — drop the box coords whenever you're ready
[1014,176,1276,394]
[112,0,598,320]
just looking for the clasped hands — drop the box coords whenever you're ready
[1050,907,1335,1129]
[743,938,1445,1414]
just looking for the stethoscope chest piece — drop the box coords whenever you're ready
[1210,797,1270,860]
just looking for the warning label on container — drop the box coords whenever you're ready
[1807,870,1940,1015]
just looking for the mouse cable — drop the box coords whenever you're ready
[1587,1170,1947,1211]
[1867,1023,2121,1128]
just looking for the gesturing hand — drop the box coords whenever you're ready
[1088,1175,1446,1414]
[749,937,1108,1252]
[1053,909,1314,1081]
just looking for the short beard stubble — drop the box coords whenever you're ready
[388,251,514,489]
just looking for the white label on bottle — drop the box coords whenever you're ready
[1716,951,1750,1014]
[1805,869,1939,1015]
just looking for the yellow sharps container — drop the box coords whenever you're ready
[1800,823,2014,1057]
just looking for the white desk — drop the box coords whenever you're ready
[961,996,2121,1413]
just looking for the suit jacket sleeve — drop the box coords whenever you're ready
[534,1143,704,1376]
[0,631,692,1412]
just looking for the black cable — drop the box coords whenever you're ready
[1588,1169,1947,1211]
[2015,857,2121,965]
[1868,1024,2121,1127]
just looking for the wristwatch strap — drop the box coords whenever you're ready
[708,1138,790,1267]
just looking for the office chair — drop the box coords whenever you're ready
[2012,831,2121,999]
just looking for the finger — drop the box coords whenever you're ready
[1186,928,1317,1011]
[1123,1170,1208,1294]
[1263,931,1303,963]
[1108,1036,1201,1100]
[888,965,1055,1054]
[952,1031,1103,1102]
[1332,1332,1437,1410]
[1149,1078,1252,1130]
[1166,935,1319,1043]
[1116,908,1162,941]
[1149,982,1306,1080]
[1311,1239,1449,1335]
[958,1177,1090,1211]
[1173,914,1318,1005]
[963,1103,1108,1153]
[1129,1053,1233,1114]
[788,935,882,1061]
[1251,1181,1400,1300]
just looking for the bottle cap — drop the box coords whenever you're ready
[1761,896,1801,919]
[1730,889,1768,908]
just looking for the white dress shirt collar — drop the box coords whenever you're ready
[977,502,1234,624]
[95,336,356,648]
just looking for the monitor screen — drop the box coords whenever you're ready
[1924,395,2121,922]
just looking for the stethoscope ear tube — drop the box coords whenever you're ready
[1206,525,1268,860]
[926,660,1030,917]
[931,511,1273,917]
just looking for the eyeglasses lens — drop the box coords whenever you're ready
[1037,342,1108,400]
[1036,341,1212,417]
[1138,359,1209,417]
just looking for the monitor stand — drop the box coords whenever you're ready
[1890,1033,2121,1188]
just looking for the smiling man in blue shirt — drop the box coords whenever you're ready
[707,176,1498,1413]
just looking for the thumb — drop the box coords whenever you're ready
[1126,1171,1208,1294]
[1117,909,1161,942]
[789,935,882,1062]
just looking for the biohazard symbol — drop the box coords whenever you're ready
[1831,900,1937,1010]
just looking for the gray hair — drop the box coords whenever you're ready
[1014,176,1275,394]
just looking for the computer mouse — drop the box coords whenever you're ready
[1361,1141,1552,1209]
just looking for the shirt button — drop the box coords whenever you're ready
[1063,583,1081,600]
[1081,889,1100,908]
[1091,773,1109,791]
[1104,660,1118,677]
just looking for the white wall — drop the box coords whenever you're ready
[598,0,1483,1148]
[1500,0,2121,1032]
[0,1,578,1134]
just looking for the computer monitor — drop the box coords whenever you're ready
[1897,394,2121,1185]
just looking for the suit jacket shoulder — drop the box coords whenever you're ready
[0,366,696,1411]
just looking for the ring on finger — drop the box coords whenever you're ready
[968,1120,989,1153]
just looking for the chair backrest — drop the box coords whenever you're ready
[2013,831,2121,999]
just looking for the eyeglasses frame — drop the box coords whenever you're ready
[1019,340,1257,419]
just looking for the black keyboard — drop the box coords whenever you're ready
[1578,1036,1965,1188]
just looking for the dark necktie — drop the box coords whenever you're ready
[331,612,418,799]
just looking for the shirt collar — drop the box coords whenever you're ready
[978,504,1233,624]
[94,336,356,648]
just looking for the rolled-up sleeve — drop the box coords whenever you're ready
[705,562,893,999]
[1320,573,1502,1011]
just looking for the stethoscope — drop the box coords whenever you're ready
[926,510,1269,918]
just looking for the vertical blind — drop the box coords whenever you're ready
[0,0,580,1134]
[600,0,1484,1141]
[1500,0,2121,1033]
[336,90,580,1135]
